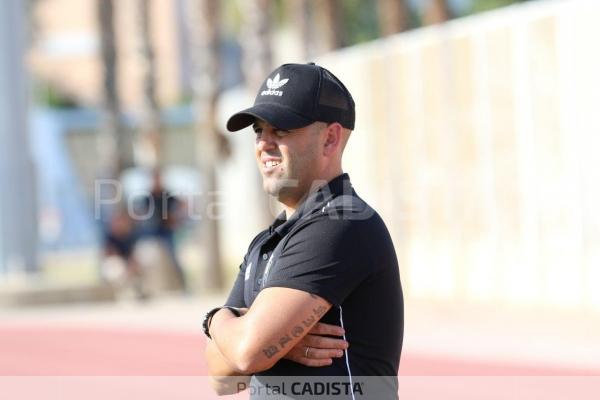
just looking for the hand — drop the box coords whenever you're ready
[283,322,349,367]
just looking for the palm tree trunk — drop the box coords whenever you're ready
[97,0,130,177]
[377,0,410,36]
[136,0,161,168]
[314,0,344,52]
[241,0,273,90]
[191,0,224,290]
[240,0,275,227]
[291,0,313,60]
[423,0,451,25]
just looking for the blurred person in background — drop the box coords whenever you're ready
[202,63,403,399]
[137,169,187,292]
[102,206,147,300]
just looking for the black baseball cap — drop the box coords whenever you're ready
[226,62,355,132]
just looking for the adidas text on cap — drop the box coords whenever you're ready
[226,63,355,132]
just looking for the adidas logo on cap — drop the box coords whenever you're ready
[260,73,289,97]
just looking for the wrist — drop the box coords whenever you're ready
[209,308,237,338]
[203,306,242,339]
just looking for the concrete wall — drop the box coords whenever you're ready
[305,0,600,311]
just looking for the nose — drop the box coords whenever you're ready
[256,129,277,152]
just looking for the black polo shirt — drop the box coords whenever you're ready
[225,174,403,398]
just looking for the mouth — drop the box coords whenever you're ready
[261,158,282,174]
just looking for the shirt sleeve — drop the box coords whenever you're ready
[262,216,373,306]
[224,262,247,308]
[223,229,267,308]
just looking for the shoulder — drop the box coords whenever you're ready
[286,195,390,253]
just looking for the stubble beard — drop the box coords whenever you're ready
[260,161,307,208]
[262,170,299,202]
[260,139,321,205]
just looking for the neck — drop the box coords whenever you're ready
[281,168,344,219]
[280,193,308,219]
[283,204,296,219]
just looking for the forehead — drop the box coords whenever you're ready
[252,119,324,132]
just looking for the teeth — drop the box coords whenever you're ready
[265,160,280,168]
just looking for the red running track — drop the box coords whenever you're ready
[0,324,598,399]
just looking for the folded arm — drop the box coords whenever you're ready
[208,287,331,374]
[205,338,251,395]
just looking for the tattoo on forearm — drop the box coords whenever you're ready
[291,325,304,338]
[278,334,292,348]
[301,305,328,328]
[262,302,329,359]
[302,315,315,328]
[263,345,279,358]
[313,305,327,318]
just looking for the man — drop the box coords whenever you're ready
[102,207,146,300]
[138,169,187,291]
[203,63,403,399]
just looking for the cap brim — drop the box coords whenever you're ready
[226,103,314,132]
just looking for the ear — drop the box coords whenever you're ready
[322,123,343,156]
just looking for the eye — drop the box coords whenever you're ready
[253,127,262,137]
[274,129,290,137]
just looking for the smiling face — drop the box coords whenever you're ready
[253,120,327,209]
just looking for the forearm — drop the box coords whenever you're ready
[205,339,250,395]
[208,290,331,374]
[205,338,243,376]
[209,309,269,374]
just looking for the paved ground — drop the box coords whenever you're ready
[1,293,600,399]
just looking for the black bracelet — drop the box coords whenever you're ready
[202,306,241,339]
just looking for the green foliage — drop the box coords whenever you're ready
[341,0,380,45]
[340,0,424,46]
[222,0,245,35]
[272,0,288,27]
[468,0,534,14]
[214,0,540,59]
[33,80,80,109]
